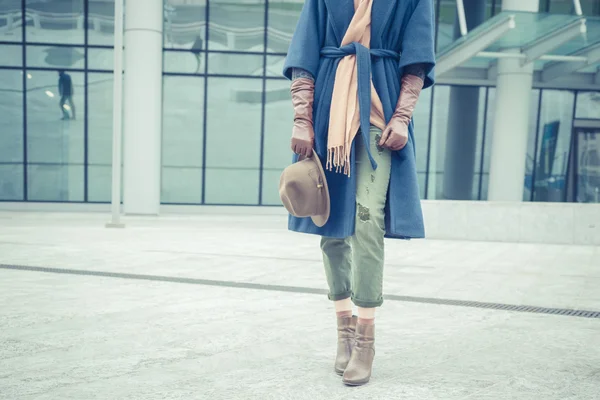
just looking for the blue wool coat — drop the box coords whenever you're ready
[283,0,436,239]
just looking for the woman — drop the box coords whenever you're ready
[283,0,435,386]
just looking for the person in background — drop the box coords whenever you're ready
[191,35,204,74]
[58,70,75,120]
[283,0,435,386]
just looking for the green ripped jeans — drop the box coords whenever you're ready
[320,125,392,308]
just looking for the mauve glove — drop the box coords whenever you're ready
[290,77,315,157]
[379,74,424,151]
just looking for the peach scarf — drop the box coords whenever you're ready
[327,0,386,176]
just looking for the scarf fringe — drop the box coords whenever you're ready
[327,145,352,177]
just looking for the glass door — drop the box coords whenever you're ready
[574,128,600,203]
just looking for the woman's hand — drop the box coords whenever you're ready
[379,119,408,151]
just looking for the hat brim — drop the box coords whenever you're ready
[300,152,330,228]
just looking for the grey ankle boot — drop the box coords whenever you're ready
[342,323,375,386]
[334,315,357,375]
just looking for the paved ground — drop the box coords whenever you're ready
[1,210,599,399]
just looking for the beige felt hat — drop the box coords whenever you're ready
[279,153,330,227]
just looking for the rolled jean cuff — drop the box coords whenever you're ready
[351,296,384,308]
[328,291,353,301]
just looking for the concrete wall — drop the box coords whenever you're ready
[1,201,598,245]
[421,201,600,245]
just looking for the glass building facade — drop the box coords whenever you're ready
[1,0,599,204]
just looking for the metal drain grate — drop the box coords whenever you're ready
[2,263,599,319]
[384,294,600,318]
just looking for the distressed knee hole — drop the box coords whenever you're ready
[358,203,370,222]
[374,134,384,154]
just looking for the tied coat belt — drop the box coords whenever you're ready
[320,43,401,171]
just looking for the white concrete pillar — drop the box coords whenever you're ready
[122,0,163,214]
[488,0,539,201]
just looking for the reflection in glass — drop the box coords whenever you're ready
[163,0,206,50]
[87,72,113,202]
[575,91,600,119]
[580,0,600,15]
[87,165,110,202]
[162,167,202,204]
[26,70,84,164]
[436,0,457,52]
[427,85,488,200]
[208,0,265,52]
[427,85,449,199]
[27,164,83,201]
[262,79,292,205]
[88,73,113,165]
[0,2,23,42]
[531,90,575,202]
[0,69,23,163]
[413,87,432,199]
[26,45,85,69]
[25,0,84,44]
[575,130,600,203]
[207,53,263,76]
[205,77,262,204]
[482,88,540,201]
[0,44,23,67]
[88,48,114,71]
[88,0,115,46]
[162,76,204,203]
[267,2,301,53]
[266,56,285,77]
[164,50,204,74]
[0,164,24,200]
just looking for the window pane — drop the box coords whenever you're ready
[88,48,113,71]
[88,70,113,191]
[164,50,204,74]
[88,165,122,203]
[266,55,285,77]
[576,91,600,119]
[427,85,449,199]
[88,0,114,46]
[482,88,540,201]
[0,43,23,67]
[25,0,84,44]
[426,85,491,200]
[262,79,292,205]
[205,77,261,204]
[162,76,204,203]
[26,70,84,163]
[548,0,575,13]
[0,69,23,162]
[0,4,23,42]
[26,45,85,69]
[161,167,202,204]
[27,164,84,201]
[208,0,265,52]
[267,2,300,53]
[87,165,110,202]
[207,53,263,76]
[580,0,600,16]
[0,163,24,200]
[205,169,259,205]
[436,0,457,52]
[531,90,575,202]
[163,0,206,50]
[261,169,282,206]
[413,86,432,195]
